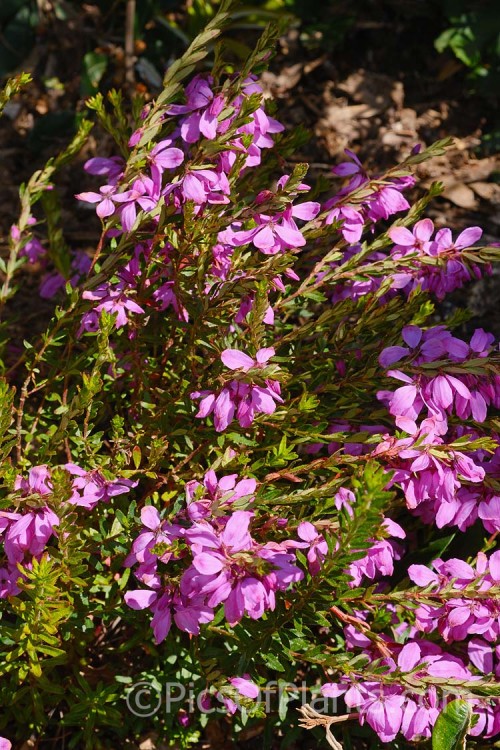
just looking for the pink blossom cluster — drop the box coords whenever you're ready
[324,149,414,242]
[409,552,500,643]
[320,553,500,743]
[374,325,500,532]
[125,501,305,642]
[378,326,499,429]
[374,426,488,530]
[191,347,283,432]
[74,75,303,333]
[318,149,489,303]
[220,175,320,255]
[389,220,485,299]
[10,216,92,299]
[348,518,406,587]
[0,464,136,597]
[322,637,499,742]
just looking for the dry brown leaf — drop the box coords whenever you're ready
[456,157,499,182]
[442,182,478,209]
[261,64,303,95]
[470,181,500,204]
[337,70,404,111]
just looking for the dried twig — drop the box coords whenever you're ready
[298,704,358,750]
[125,0,136,86]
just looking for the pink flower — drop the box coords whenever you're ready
[82,283,144,329]
[325,205,364,243]
[228,201,319,255]
[185,470,256,521]
[229,675,260,699]
[363,687,406,742]
[164,168,229,207]
[64,464,137,509]
[76,184,132,219]
[221,347,275,371]
[117,176,160,231]
[192,348,283,431]
[348,519,405,587]
[3,507,59,565]
[147,139,184,187]
[389,219,434,253]
[296,521,328,575]
[180,511,302,625]
[333,149,366,178]
[409,553,500,643]
[84,156,124,184]
[334,487,356,516]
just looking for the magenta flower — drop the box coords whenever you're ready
[76,184,132,219]
[152,281,188,322]
[333,148,366,178]
[366,183,411,222]
[348,519,405,587]
[229,676,260,699]
[228,201,319,255]
[219,675,260,713]
[430,226,483,256]
[166,76,218,144]
[11,217,46,264]
[117,176,160,231]
[408,552,500,643]
[185,470,256,521]
[390,224,485,298]
[180,510,302,625]
[296,521,328,575]
[64,464,137,509]
[334,487,356,516]
[362,687,406,742]
[147,139,184,188]
[124,505,183,576]
[220,347,275,372]
[164,168,229,207]
[325,205,364,243]
[82,283,145,328]
[389,218,434,253]
[14,465,52,496]
[84,155,124,184]
[321,637,484,744]
[3,507,59,565]
[192,347,283,431]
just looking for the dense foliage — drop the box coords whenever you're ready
[0,3,499,749]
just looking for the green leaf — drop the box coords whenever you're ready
[132,445,142,469]
[81,51,108,95]
[262,652,286,672]
[0,71,31,116]
[432,700,472,750]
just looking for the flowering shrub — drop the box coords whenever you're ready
[0,3,499,748]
